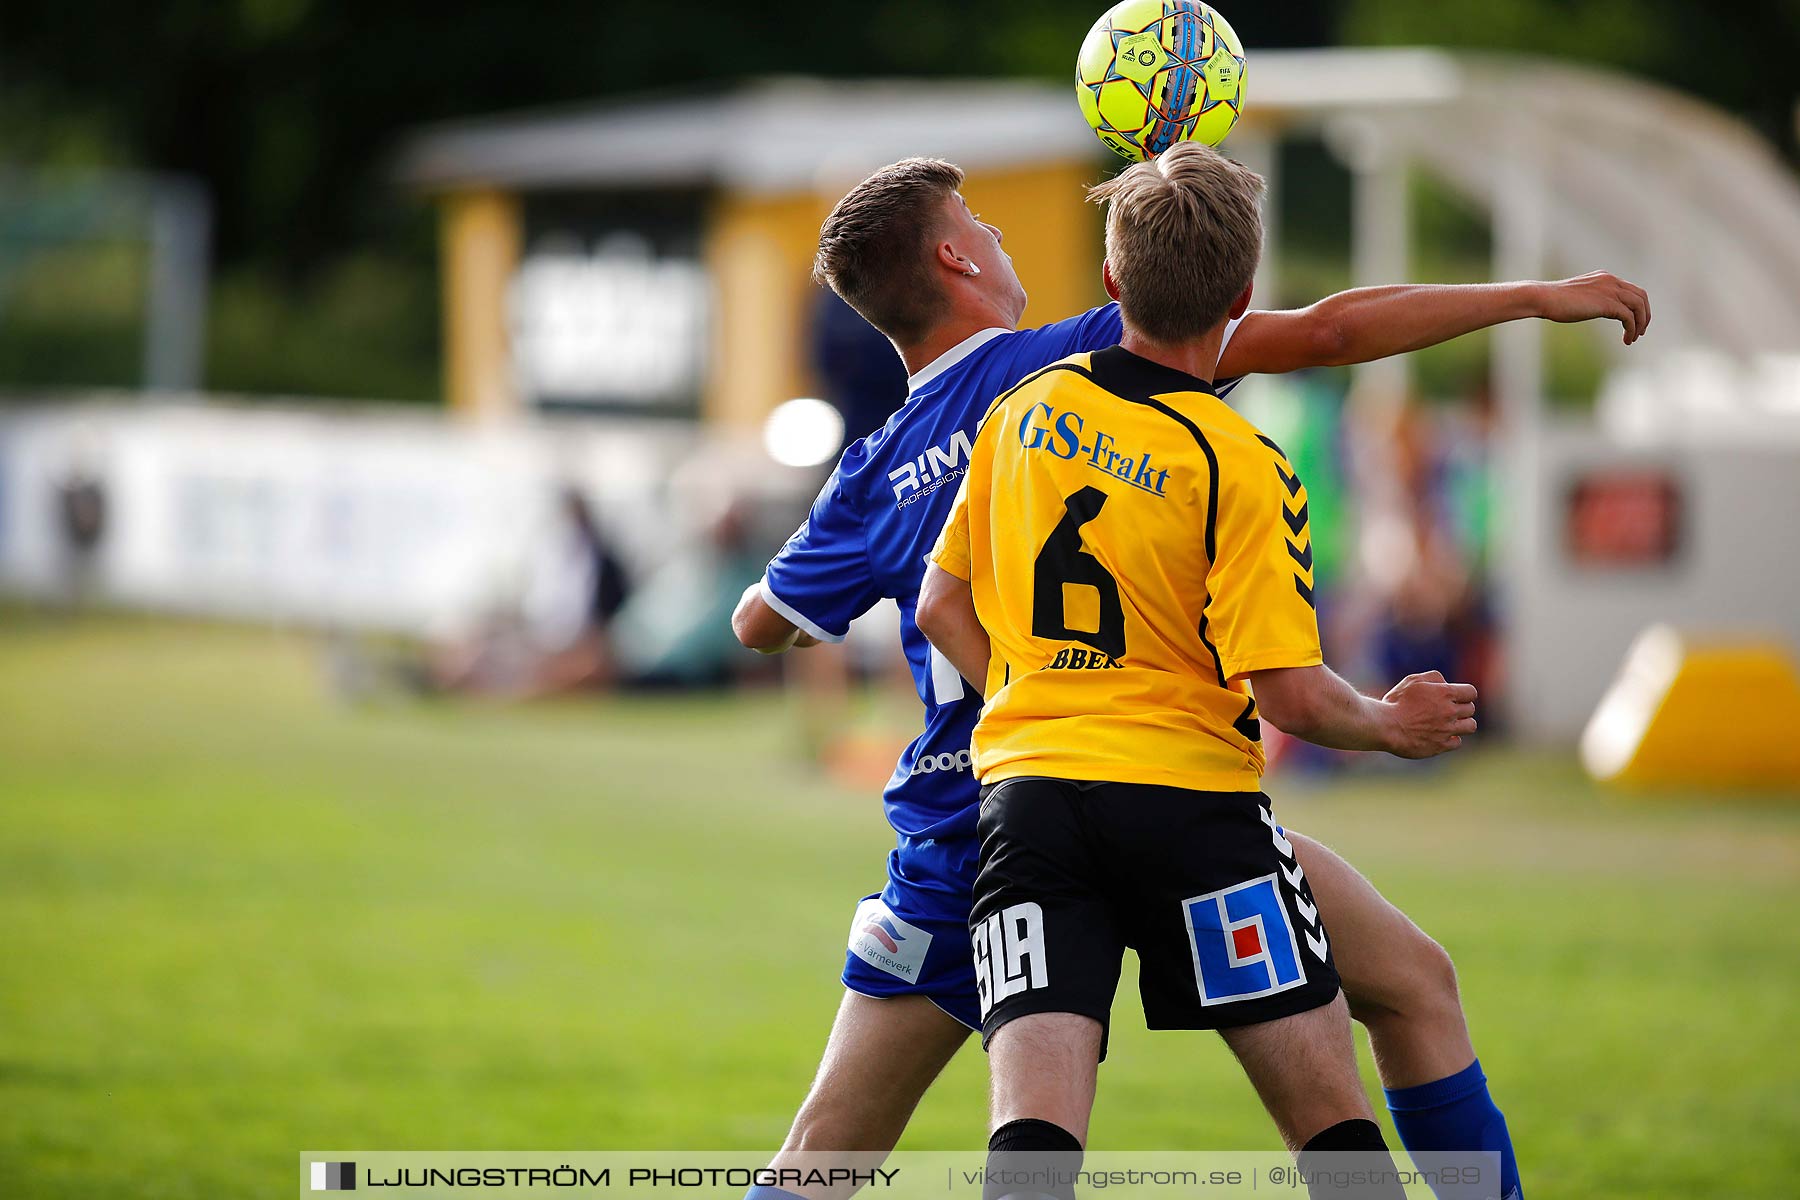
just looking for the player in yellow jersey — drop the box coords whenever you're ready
[920,144,1482,1194]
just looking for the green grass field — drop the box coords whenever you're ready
[3,614,1798,1198]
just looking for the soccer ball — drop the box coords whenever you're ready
[1076,0,1247,162]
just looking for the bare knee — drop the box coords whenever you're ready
[1400,932,1461,1016]
[1223,993,1373,1148]
[777,993,968,1156]
[775,1087,904,1200]
[1350,929,1461,1031]
[783,1100,878,1154]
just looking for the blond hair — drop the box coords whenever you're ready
[813,157,966,343]
[1086,143,1264,343]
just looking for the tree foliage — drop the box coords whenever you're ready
[2,0,1792,396]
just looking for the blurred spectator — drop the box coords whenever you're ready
[55,462,107,605]
[1262,378,1503,774]
[1359,401,1474,686]
[1437,385,1503,708]
[610,498,764,688]
[520,487,631,658]
[432,486,631,697]
[810,289,908,448]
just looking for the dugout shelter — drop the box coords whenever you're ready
[399,79,1110,427]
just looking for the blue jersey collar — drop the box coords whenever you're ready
[906,327,1010,393]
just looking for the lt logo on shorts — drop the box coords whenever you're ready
[1182,874,1307,1006]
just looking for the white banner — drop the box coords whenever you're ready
[0,399,799,635]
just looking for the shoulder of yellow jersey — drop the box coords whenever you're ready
[1186,390,1289,463]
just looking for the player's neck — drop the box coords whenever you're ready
[901,307,1016,378]
[1118,326,1226,386]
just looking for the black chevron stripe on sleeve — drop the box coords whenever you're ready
[1262,438,1315,610]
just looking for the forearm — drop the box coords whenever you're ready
[731,583,809,654]
[932,623,990,699]
[1221,271,1648,377]
[1253,664,1395,753]
[1313,281,1543,366]
[1253,663,1475,758]
[917,564,989,695]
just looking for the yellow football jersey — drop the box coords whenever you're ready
[932,345,1322,792]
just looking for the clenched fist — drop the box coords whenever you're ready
[1380,670,1478,759]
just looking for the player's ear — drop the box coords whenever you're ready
[1228,281,1253,320]
[937,239,978,278]
[1102,260,1121,302]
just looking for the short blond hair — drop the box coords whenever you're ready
[1086,143,1264,344]
[813,157,966,343]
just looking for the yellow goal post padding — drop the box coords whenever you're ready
[1581,625,1800,791]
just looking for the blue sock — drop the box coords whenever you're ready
[745,1187,809,1200]
[1385,1058,1521,1200]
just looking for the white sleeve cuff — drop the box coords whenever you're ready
[1214,314,1247,397]
[1219,313,1243,355]
[758,577,845,644]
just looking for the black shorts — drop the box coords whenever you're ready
[970,776,1340,1056]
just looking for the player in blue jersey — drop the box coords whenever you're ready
[731,157,1648,1200]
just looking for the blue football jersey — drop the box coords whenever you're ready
[760,302,1243,850]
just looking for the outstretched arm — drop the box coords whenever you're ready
[1218,272,1652,379]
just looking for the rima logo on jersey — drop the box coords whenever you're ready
[888,430,973,507]
[973,901,1048,1017]
[1018,402,1170,498]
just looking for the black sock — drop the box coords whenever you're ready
[1297,1119,1406,1200]
[984,1118,1082,1200]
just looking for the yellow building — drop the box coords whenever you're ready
[400,79,1117,430]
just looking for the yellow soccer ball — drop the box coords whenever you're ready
[1076,0,1247,162]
